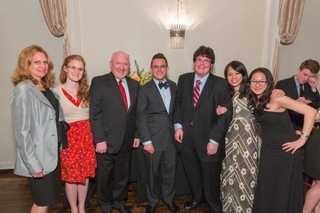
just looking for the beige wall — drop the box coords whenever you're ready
[0,0,319,169]
[0,0,63,169]
[79,0,270,81]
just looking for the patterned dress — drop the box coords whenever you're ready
[221,92,259,213]
[54,85,96,184]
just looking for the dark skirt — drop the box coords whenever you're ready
[304,128,320,180]
[28,165,61,206]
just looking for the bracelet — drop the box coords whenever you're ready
[301,132,309,138]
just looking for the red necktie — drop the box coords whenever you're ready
[118,79,128,111]
[299,84,304,97]
[193,80,201,109]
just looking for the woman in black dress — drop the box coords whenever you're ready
[247,67,317,213]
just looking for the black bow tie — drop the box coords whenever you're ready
[159,81,169,89]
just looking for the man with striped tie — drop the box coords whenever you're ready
[174,46,233,213]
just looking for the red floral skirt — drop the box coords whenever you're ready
[60,119,96,183]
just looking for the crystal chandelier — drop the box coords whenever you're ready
[169,0,187,49]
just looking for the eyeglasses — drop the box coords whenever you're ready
[195,58,211,65]
[67,66,84,72]
[250,80,267,86]
[152,65,167,69]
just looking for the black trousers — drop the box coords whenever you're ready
[96,147,131,212]
[179,137,222,212]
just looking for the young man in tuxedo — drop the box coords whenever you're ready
[174,46,233,213]
[276,59,320,130]
[89,51,140,213]
[137,53,179,213]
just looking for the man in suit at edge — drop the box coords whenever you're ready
[89,51,140,213]
[136,53,180,213]
[275,59,320,131]
[174,46,233,213]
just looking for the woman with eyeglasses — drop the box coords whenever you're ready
[248,67,317,213]
[54,55,96,213]
[218,61,285,213]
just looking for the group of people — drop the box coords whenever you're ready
[10,44,320,213]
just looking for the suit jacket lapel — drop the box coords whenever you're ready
[26,80,53,109]
[126,76,138,113]
[189,73,195,106]
[149,81,170,113]
[289,76,299,98]
[169,81,175,114]
[197,74,213,108]
[108,73,127,112]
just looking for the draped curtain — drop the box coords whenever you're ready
[272,0,305,82]
[39,0,70,58]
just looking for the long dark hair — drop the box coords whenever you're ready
[224,60,249,99]
[248,67,274,116]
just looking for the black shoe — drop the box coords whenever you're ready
[102,211,113,213]
[115,206,131,213]
[183,200,201,211]
[145,205,156,213]
[165,202,180,213]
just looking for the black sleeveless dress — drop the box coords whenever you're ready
[304,127,320,179]
[252,111,303,213]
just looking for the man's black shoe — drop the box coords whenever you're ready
[183,200,203,211]
[145,205,156,213]
[115,206,131,213]
[165,202,180,213]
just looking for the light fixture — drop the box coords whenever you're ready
[169,0,187,49]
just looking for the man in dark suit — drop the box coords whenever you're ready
[276,59,320,130]
[136,53,179,213]
[174,46,233,213]
[89,51,140,213]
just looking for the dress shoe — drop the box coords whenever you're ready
[183,200,202,211]
[115,206,131,213]
[145,205,156,213]
[165,202,180,213]
[102,211,113,213]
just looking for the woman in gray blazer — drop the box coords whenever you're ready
[10,45,63,213]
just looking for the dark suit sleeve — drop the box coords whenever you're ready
[275,80,284,90]
[136,86,151,143]
[89,77,105,144]
[173,76,183,126]
[209,80,233,144]
[309,89,320,109]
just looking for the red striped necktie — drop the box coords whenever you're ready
[193,80,201,109]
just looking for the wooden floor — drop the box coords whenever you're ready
[0,170,212,213]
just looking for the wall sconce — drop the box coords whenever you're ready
[169,0,187,49]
